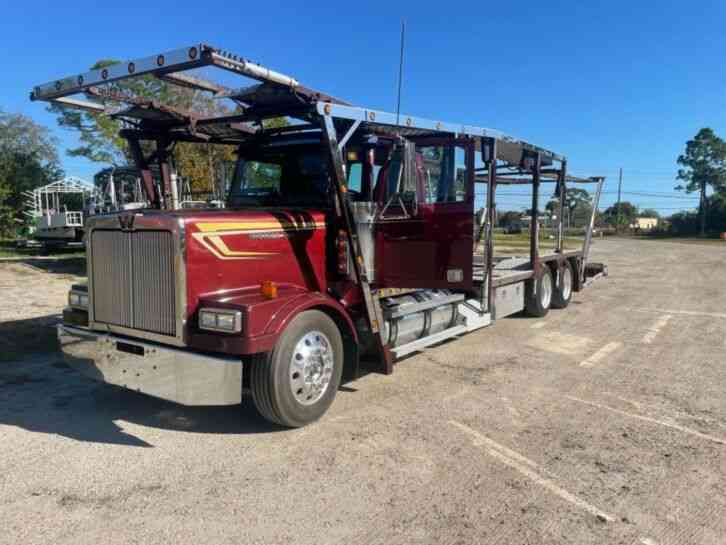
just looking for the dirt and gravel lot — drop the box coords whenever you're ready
[1,239,725,545]
[0,258,85,361]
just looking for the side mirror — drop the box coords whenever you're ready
[521,150,539,171]
[481,137,496,164]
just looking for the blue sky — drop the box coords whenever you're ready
[3,0,725,214]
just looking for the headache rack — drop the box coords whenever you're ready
[31,42,605,374]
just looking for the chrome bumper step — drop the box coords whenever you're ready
[58,324,242,406]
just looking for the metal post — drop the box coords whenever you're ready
[128,137,160,209]
[556,161,567,252]
[157,139,172,210]
[108,168,117,209]
[320,113,393,375]
[699,181,707,236]
[362,148,374,201]
[530,153,542,272]
[484,137,497,314]
[170,172,180,210]
[616,167,622,228]
[581,177,604,282]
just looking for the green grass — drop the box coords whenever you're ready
[477,232,585,256]
[491,233,583,248]
[0,240,85,259]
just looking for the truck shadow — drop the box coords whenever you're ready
[0,315,62,362]
[0,351,286,448]
[19,257,86,276]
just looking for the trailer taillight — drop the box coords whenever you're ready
[337,230,349,275]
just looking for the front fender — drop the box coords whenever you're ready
[263,292,360,381]
[188,287,358,356]
[263,292,358,345]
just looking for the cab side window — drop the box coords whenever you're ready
[346,149,381,200]
[417,145,467,203]
[346,162,363,193]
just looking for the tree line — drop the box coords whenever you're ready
[0,111,63,236]
[0,59,248,236]
[673,128,726,236]
[2,61,725,238]
[50,59,238,197]
[496,128,726,235]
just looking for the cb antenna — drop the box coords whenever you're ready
[395,19,406,125]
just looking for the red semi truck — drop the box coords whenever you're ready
[32,44,606,427]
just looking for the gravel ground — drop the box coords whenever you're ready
[1,239,725,545]
[0,258,85,360]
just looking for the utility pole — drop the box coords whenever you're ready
[616,167,623,230]
[699,180,707,237]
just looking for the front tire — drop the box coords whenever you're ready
[525,267,553,317]
[250,310,343,428]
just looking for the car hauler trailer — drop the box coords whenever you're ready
[32,44,606,427]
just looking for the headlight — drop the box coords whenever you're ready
[200,311,217,329]
[68,290,89,309]
[198,308,242,333]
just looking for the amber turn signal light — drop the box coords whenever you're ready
[261,280,278,299]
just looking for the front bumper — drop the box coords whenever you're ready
[58,324,242,405]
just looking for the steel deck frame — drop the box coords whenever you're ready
[31,43,564,162]
[312,103,564,162]
[468,138,602,315]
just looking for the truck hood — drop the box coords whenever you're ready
[182,208,329,319]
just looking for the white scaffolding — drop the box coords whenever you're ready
[23,176,95,234]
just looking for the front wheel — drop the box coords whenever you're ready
[250,310,343,428]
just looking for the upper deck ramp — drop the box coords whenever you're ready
[30,43,564,163]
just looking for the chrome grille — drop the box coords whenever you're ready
[92,230,133,328]
[132,231,176,335]
[91,230,177,336]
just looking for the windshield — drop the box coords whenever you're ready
[228,145,331,207]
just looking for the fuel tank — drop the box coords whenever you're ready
[179,208,329,317]
[380,290,461,348]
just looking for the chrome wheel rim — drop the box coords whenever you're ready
[561,267,572,301]
[289,330,334,406]
[540,272,553,309]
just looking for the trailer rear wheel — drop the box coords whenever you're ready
[525,267,553,317]
[250,310,343,428]
[551,261,574,309]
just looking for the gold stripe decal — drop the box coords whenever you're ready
[192,219,325,260]
[195,221,326,233]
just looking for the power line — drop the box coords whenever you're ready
[477,190,698,199]
[571,168,679,174]
[603,191,699,199]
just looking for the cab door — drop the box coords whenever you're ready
[375,138,474,290]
